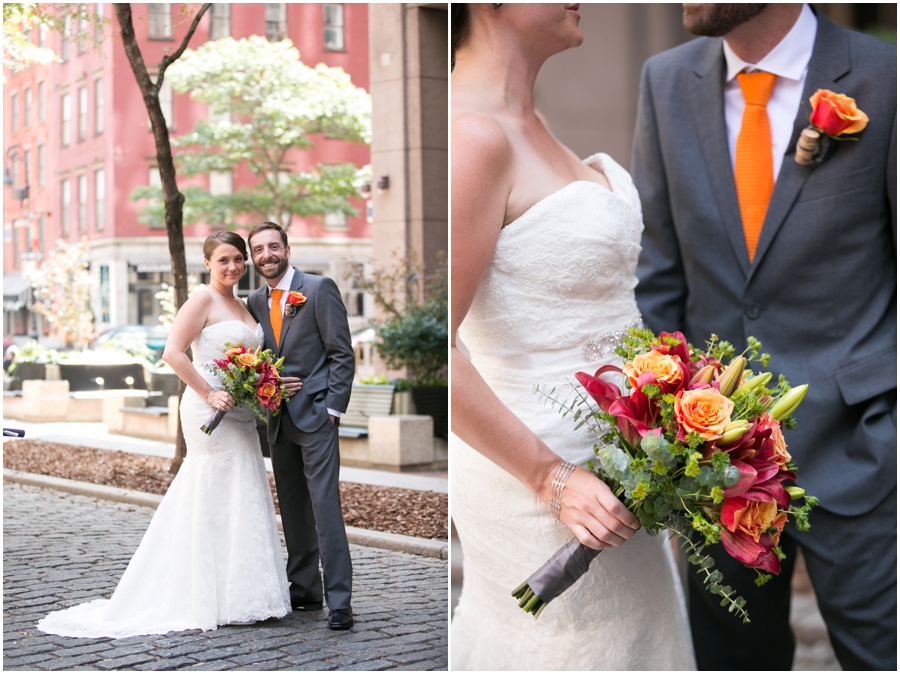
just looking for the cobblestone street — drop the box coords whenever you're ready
[3,483,448,671]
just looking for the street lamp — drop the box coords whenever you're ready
[3,144,29,203]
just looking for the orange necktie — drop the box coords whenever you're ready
[270,289,283,347]
[734,71,777,263]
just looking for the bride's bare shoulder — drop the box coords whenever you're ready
[452,111,513,177]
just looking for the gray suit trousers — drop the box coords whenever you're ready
[270,414,352,611]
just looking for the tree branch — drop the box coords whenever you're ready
[158,3,211,83]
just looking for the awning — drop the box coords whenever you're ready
[126,253,330,274]
[3,273,30,310]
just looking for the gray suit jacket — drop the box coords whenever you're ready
[632,9,896,516]
[248,268,355,440]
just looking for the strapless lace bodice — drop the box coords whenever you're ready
[459,153,643,371]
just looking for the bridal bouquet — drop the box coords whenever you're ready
[512,329,818,623]
[201,343,291,434]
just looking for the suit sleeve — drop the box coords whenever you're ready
[888,110,896,248]
[632,60,688,335]
[315,277,355,414]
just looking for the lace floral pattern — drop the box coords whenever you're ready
[451,155,695,670]
[38,321,291,639]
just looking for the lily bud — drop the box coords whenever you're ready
[274,356,285,369]
[731,372,773,400]
[716,357,747,397]
[757,395,773,412]
[716,420,751,446]
[785,486,806,499]
[690,365,716,386]
[770,384,809,421]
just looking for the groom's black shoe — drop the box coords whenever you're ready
[292,601,323,611]
[328,608,353,630]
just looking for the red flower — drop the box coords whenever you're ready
[809,90,868,137]
[720,495,788,573]
[286,291,306,306]
[575,366,622,413]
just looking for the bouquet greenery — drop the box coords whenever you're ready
[512,329,818,623]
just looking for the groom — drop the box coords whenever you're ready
[246,221,356,630]
[633,3,895,670]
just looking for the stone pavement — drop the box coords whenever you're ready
[4,483,448,671]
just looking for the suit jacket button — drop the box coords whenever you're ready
[745,302,761,319]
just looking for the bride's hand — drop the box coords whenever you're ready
[206,390,235,412]
[553,467,640,551]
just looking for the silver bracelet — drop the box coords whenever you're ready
[549,460,577,521]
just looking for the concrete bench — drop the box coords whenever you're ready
[106,394,179,442]
[339,384,396,438]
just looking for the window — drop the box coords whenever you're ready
[94,78,103,134]
[95,3,104,42]
[61,179,71,235]
[61,93,71,145]
[37,144,44,188]
[38,82,45,122]
[78,175,87,232]
[25,218,32,252]
[209,169,233,196]
[209,4,230,40]
[100,265,110,322]
[266,4,287,41]
[325,211,348,229]
[78,86,87,141]
[95,168,105,230]
[24,88,31,128]
[148,4,172,39]
[10,156,18,192]
[39,23,47,48]
[39,215,45,256]
[323,4,345,51]
[78,7,88,53]
[23,150,30,189]
[13,222,18,268]
[61,17,70,60]
[11,92,18,133]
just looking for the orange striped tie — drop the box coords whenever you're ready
[270,289,283,347]
[735,71,777,262]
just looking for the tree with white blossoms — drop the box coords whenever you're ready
[131,35,372,230]
[25,238,95,349]
[155,275,205,332]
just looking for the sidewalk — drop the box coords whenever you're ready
[4,481,448,671]
[2,418,447,494]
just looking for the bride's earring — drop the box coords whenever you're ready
[492,3,502,8]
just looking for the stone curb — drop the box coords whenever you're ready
[3,469,449,560]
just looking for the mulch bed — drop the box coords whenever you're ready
[3,440,447,541]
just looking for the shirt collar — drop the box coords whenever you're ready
[268,266,295,294]
[723,3,817,82]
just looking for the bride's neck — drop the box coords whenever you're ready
[453,42,546,116]
[207,279,236,299]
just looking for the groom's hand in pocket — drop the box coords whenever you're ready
[560,468,640,551]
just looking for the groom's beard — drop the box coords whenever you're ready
[254,256,289,280]
[682,3,768,37]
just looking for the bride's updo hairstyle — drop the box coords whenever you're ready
[451,4,469,71]
[203,230,248,262]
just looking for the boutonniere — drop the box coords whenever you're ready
[795,89,869,167]
[284,291,307,317]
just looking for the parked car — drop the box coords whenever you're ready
[91,325,168,358]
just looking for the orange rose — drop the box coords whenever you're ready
[722,496,789,544]
[674,387,734,441]
[258,382,277,399]
[286,291,307,306]
[623,350,683,391]
[758,414,791,467]
[809,90,869,137]
[237,353,258,368]
[225,346,243,357]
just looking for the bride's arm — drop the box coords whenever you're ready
[161,291,235,412]
[451,114,639,550]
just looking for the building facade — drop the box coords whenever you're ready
[4,3,373,341]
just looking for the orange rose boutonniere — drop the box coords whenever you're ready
[795,89,869,167]
[284,291,307,317]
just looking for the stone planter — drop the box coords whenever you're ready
[148,371,180,398]
[58,363,147,391]
[8,362,47,390]
[410,386,448,439]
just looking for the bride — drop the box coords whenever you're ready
[38,231,293,638]
[450,4,695,670]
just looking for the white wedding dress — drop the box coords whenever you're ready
[38,321,291,638]
[451,154,695,670]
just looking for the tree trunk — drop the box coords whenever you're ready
[114,3,210,474]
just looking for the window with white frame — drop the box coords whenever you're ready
[37,144,44,188]
[61,179,71,235]
[265,4,287,41]
[38,82,45,122]
[78,8,88,53]
[78,174,87,232]
[78,86,87,141]
[24,88,31,128]
[323,4,345,51]
[324,211,348,229]
[61,93,71,145]
[94,78,103,134]
[95,168,105,230]
[11,92,18,133]
[209,4,231,40]
[23,150,30,189]
[39,23,47,48]
[10,156,18,192]
[95,3,104,42]
[148,167,164,229]
[61,16,70,60]
[209,169,233,196]
[148,4,172,39]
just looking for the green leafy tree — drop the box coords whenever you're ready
[131,35,371,230]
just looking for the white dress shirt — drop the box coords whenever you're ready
[723,3,818,182]
[267,267,341,419]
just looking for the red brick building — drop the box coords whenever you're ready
[4,3,372,340]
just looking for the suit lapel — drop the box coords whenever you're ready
[689,40,751,278]
[275,267,305,356]
[748,10,851,281]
